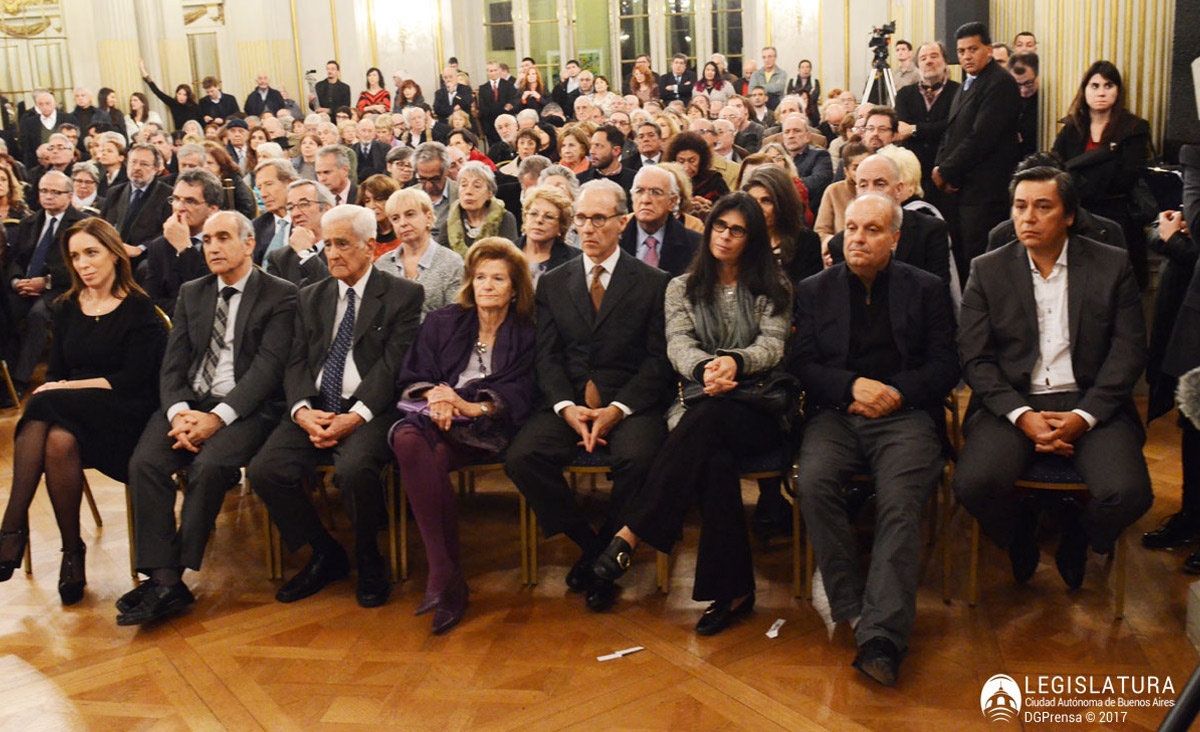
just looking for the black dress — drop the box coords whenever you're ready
[19,293,167,482]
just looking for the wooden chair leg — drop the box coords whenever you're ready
[528,507,538,585]
[82,475,102,527]
[940,470,953,604]
[386,465,398,583]
[968,519,980,606]
[804,531,814,601]
[126,484,137,580]
[400,474,409,582]
[792,490,802,599]
[1114,531,1126,621]
[656,551,669,593]
[519,492,530,585]
[0,360,19,410]
[23,541,31,575]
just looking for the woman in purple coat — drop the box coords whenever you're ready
[389,237,537,635]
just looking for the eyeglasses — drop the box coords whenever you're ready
[169,196,206,207]
[38,188,70,196]
[572,213,621,228]
[72,177,96,186]
[45,145,71,152]
[284,199,321,212]
[416,174,445,184]
[695,129,716,136]
[525,211,559,223]
[631,187,669,199]
[711,220,748,239]
[862,125,894,134]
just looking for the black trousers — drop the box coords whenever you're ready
[504,408,666,544]
[947,199,1009,285]
[1182,419,1200,516]
[953,393,1153,553]
[128,404,274,572]
[621,399,778,602]
[246,410,396,553]
[6,290,53,385]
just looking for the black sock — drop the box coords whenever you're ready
[355,533,380,560]
[565,522,602,560]
[150,567,180,587]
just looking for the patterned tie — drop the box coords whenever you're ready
[263,219,290,272]
[28,216,57,278]
[644,235,659,268]
[320,289,356,413]
[584,265,604,409]
[921,81,941,105]
[492,82,499,102]
[199,286,237,395]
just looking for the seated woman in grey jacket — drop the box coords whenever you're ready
[377,187,464,319]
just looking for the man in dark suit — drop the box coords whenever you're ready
[101,143,173,259]
[353,118,388,183]
[896,42,961,213]
[618,166,700,276]
[251,158,300,266]
[932,22,1021,283]
[827,155,951,285]
[23,132,76,213]
[433,67,475,123]
[506,179,673,612]
[118,211,297,625]
[477,61,518,145]
[267,179,334,287]
[1009,53,1040,160]
[622,121,665,173]
[578,125,636,195]
[954,166,1152,591]
[5,171,85,391]
[248,205,423,608]
[551,60,583,119]
[658,54,696,104]
[18,90,78,168]
[198,77,240,125]
[781,114,832,213]
[243,71,286,117]
[791,193,958,687]
[310,61,352,114]
[315,145,357,207]
[143,169,223,316]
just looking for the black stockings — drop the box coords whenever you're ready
[1,420,86,557]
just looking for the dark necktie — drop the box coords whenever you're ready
[28,216,57,278]
[320,289,356,413]
[492,82,499,102]
[199,286,237,394]
[123,187,145,236]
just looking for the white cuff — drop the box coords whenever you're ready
[1006,406,1032,425]
[610,401,633,417]
[290,399,313,421]
[350,401,374,424]
[1071,409,1098,430]
[553,400,575,416]
[166,401,190,423]
[211,403,239,427]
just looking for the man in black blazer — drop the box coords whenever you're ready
[658,54,696,104]
[477,61,518,145]
[954,167,1151,591]
[827,155,951,286]
[101,143,174,256]
[119,211,298,625]
[932,22,1021,283]
[791,193,959,687]
[144,169,223,316]
[198,77,240,125]
[618,166,700,276]
[267,179,333,287]
[353,118,388,183]
[551,60,583,120]
[18,91,78,168]
[251,159,299,266]
[243,72,286,117]
[433,67,475,123]
[310,61,352,114]
[782,114,832,212]
[5,171,85,390]
[895,42,960,210]
[248,204,422,608]
[506,179,672,612]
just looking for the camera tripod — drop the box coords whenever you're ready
[862,63,897,108]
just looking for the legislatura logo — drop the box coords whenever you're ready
[980,674,1022,723]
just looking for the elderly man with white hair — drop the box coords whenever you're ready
[617,165,700,276]
[19,89,79,168]
[250,203,423,609]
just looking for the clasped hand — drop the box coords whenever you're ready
[168,410,224,452]
[1016,410,1088,456]
[295,407,364,448]
[425,384,467,432]
[562,404,624,453]
[848,377,902,418]
[702,355,739,396]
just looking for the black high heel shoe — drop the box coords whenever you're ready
[58,542,86,606]
[0,529,28,582]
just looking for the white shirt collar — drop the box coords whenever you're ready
[1026,240,1069,276]
[583,244,621,277]
[337,265,373,301]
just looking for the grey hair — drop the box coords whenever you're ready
[70,161,101,182]
[177,142,207,161]
[849,192,903,232]
[129,141,163,168]
[304,113,322,126]
[32,89,54,102]
[98,130,127,153]
[256,142,285,160]
[206,210,255,241]
[457,160,497,194]
[255,157,299,183]
[317,144,350,170]
[579,179,628,215]
[413,141,450,172]
[402,106,428,126]
[632,165,681,215]
[47,133,72,147]
[517,154,552,181]
[494,113,516,130]
[287,178,336,208]
[857,153,902,185]
[515,109,539,125]
[42,170,72,193]
[176,168,224,207]
[537,164,580,197]
[322,203,377,243]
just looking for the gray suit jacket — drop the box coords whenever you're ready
[268,245,329,289]
[286,266,423,418]
[160,268,298,421]
[373,243,464,318]
[959,235,1146,429]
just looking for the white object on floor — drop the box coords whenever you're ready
[597,646,644,662]
[766,618,785,638]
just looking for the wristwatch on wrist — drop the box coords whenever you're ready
[479,402,490,416]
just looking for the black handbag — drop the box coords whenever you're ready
[678,368,801,418]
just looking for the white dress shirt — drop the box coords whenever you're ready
[168,269,251,425]
[291,267,374,423]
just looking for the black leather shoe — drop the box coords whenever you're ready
[852,636,902,687]
[566,556,596,593]
[1183,549,1200,574]
[0,529,28,582]
[356,554,391,608]
[275,545,350,603]
[695,593,755,636]
[592,536,633,581]
[58,542,87,606]
[116,581,195,626]
[1009,498,1040,584]
[431,575,468,635]
[1055,499,1089,590]
[116,580,156,614]
[1143,512,1200,549]
[585,577,617,611]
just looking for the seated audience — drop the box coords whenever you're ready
[356,173,400,257]
[516,184,581,286]
[377,188,464,317]
[619,165,700,276]
[100,142,173,256]
[201,141,257,219]
[70,161,104,213]
[386,145,415,187]
[437,161,517,255]
[144,168,223,315]
[268,178,335,287]
[815,140,870,244]
[251,158,299,267]
[664,130,729,218]
[291,134,321,181]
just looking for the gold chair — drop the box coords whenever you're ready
[0,360,20,411]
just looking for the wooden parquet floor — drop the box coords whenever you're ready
[0,400,1195,731]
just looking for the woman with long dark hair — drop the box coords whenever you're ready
[517,66,546,113]
[1051,60,1152,288]
[397,79,425,109]
[139,58,203,130]
[201,141,258,219]
[694,61,733,105]
[592,192,792,635]
[125,92,163,140]
[96,88,127,140]
[357,67,392,115]
[665,130,729,218]
[0,218,166,605]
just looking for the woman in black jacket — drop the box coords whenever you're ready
[138,59,204,131]
[1051,60,1152,288]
